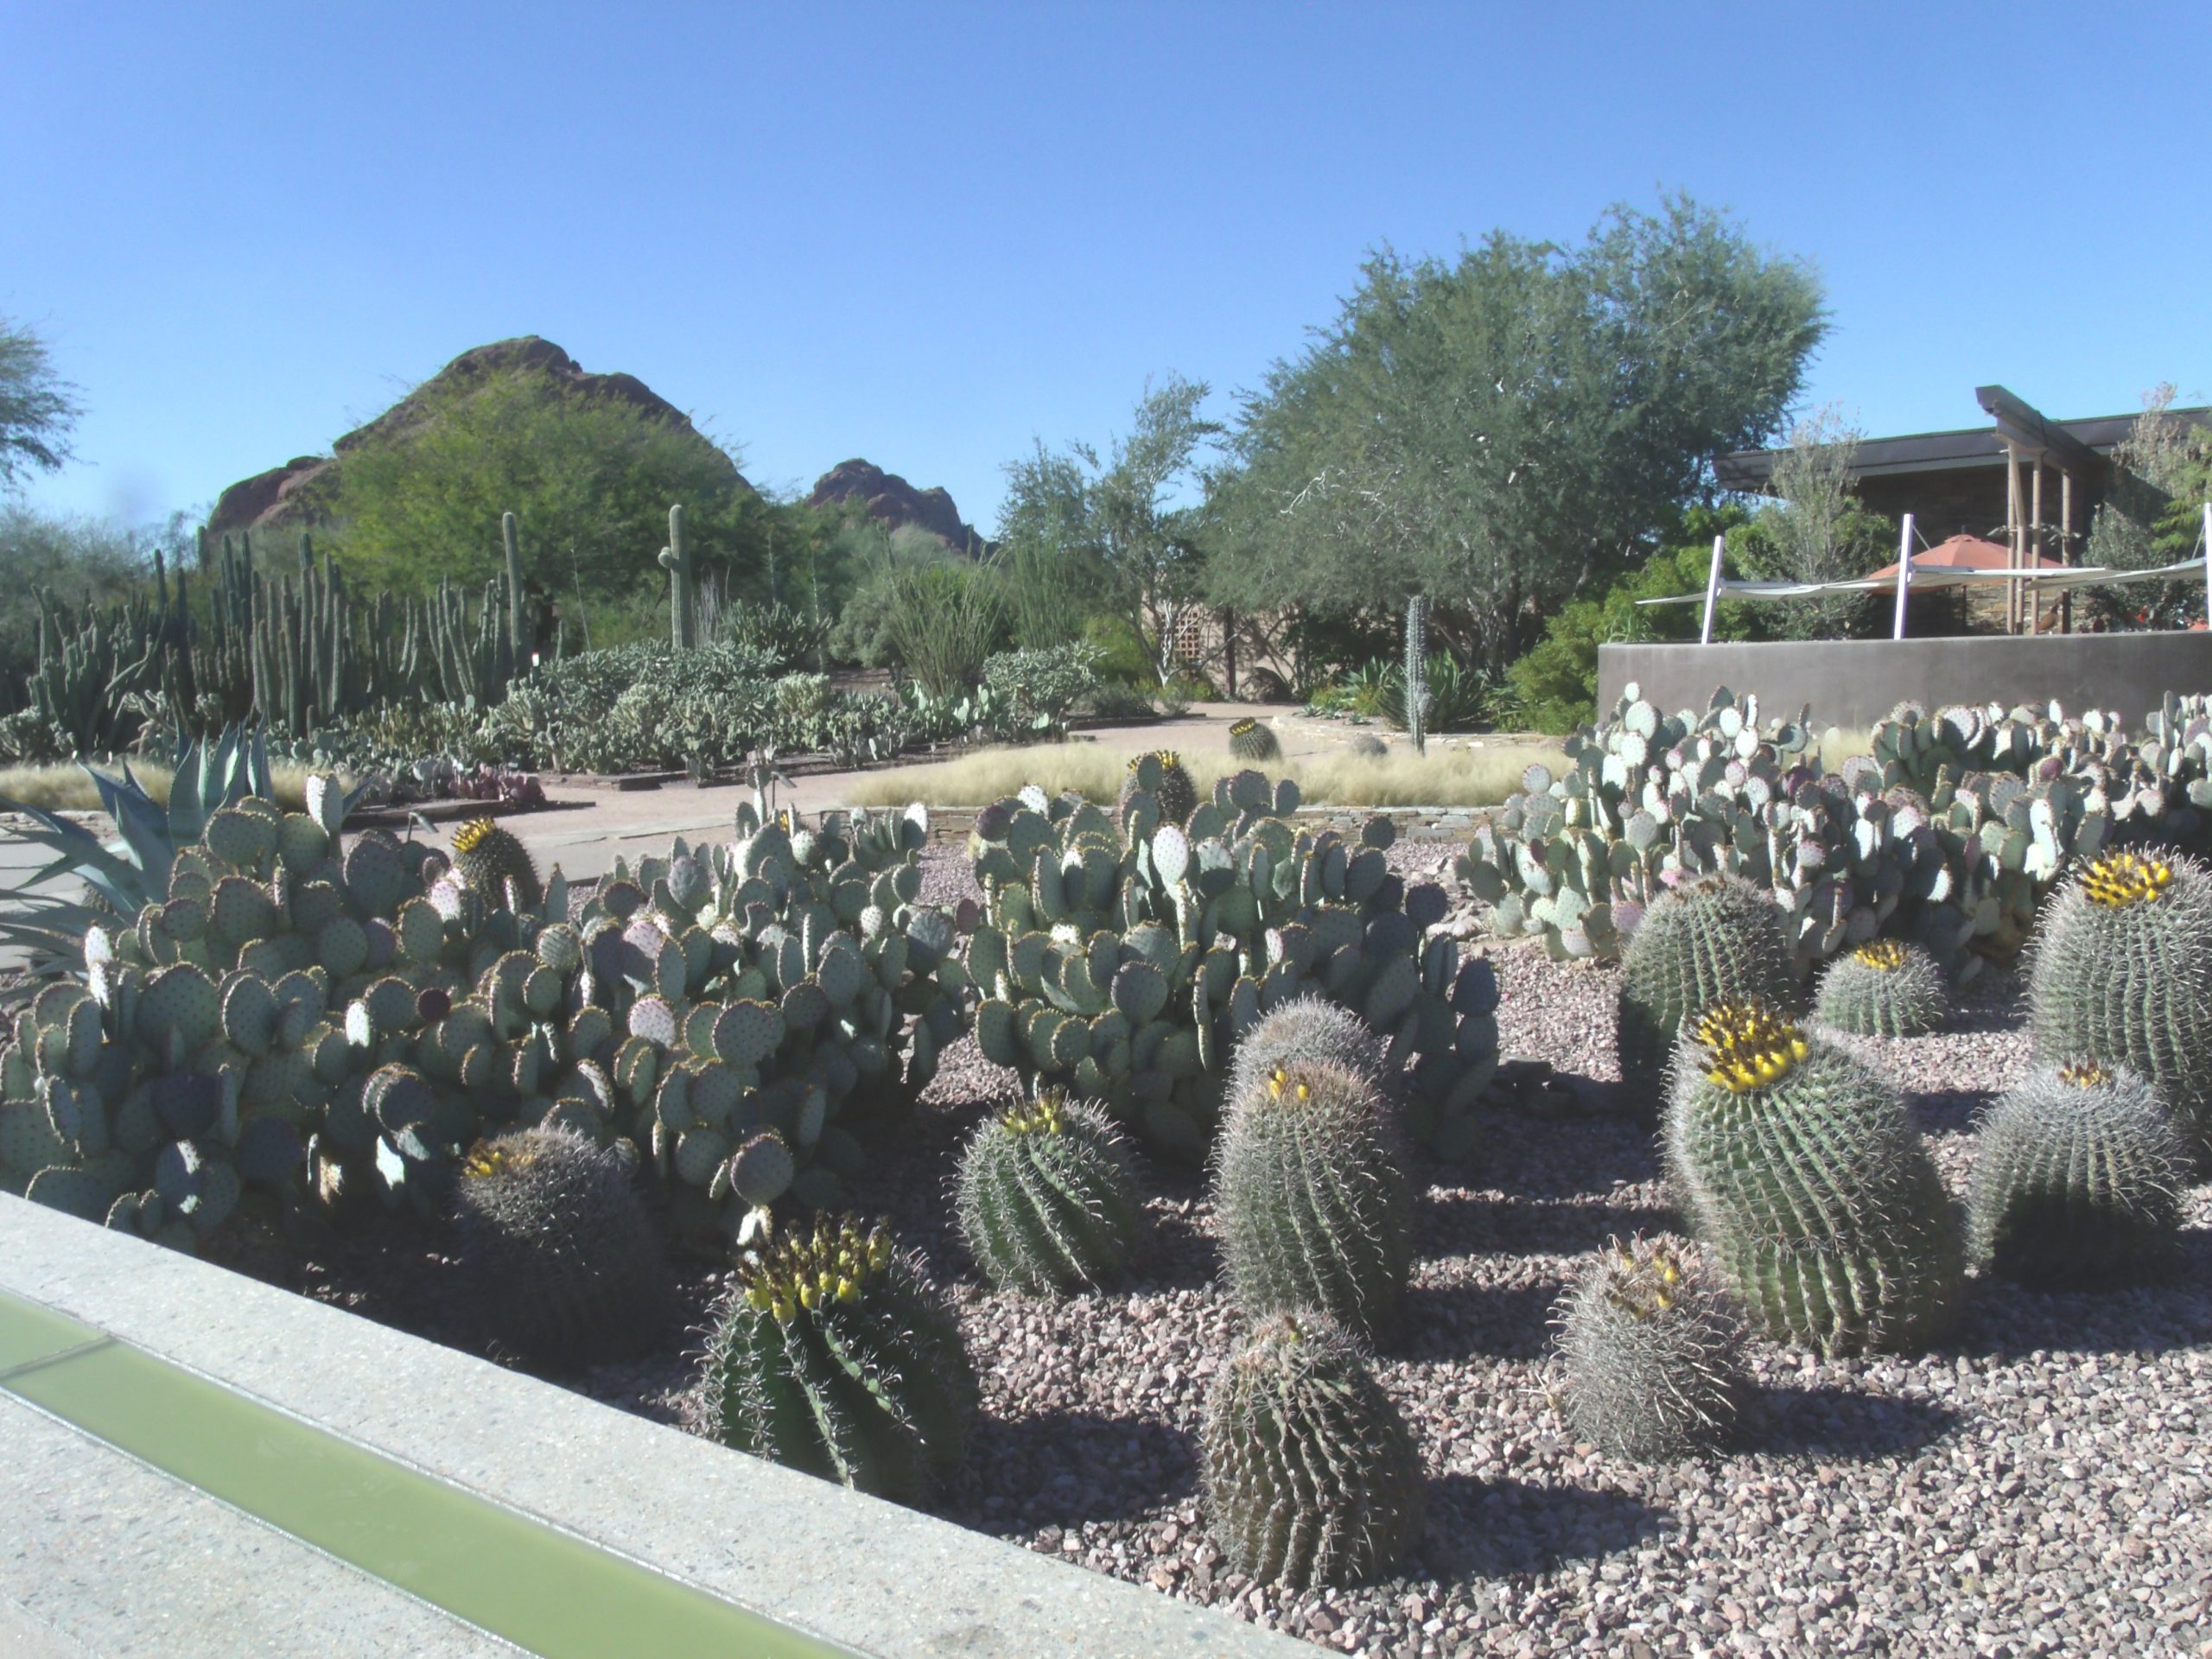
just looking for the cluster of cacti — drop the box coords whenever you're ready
[1552,1236,1747,1460]
[965,769,1497,1159]
[1457,683,2183,982]
[1967,1060,2190,1285]
[2026,849,2212,1154]
[1616,875,1802,1090]
[1403,594,1429,754]
[1118,750,1198,828]
[695,1213,976,1503]
[598,798,966,1236]
[1200,1310,1424,1590]
[1213,1056,1413,1343]
[954,1090,1142,1294]
[449,818,544,911]
[1226,717,1281,764]
[451,1124,664,1367]
[1814,938,1947,1038]
[1665,999,1964,1357]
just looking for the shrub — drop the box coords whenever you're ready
[980,642,1103,741]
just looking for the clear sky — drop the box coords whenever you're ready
[6,2,2206,537]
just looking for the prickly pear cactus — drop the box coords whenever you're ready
[1118,750,1198,828]
[954,1090,1142,1294]
[1968,1059,2190,1286]
[1552,1236,1746,1461]
[1664,999,1964,1357]
[1201,1310,1423,1590]
[2027,849,2212,1155]
[964,772,1494,1159]
[1814,938,1947,1038]
[695,1214,976,1503]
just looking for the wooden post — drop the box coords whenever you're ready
[2028,457,2044,635]
[2061,467,2074,633]
[1892,514,1915,640]
[1699,532,1726,645]
[2005,443,2024,634]
[2202,504,2211,629]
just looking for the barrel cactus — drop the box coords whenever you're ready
[1213,1058,1413,1344]
[1227,718,1282,764]
[1665,999,1964,1357]
[2027,849,2212,1154]
[1224,994,1389,1111]
[1120,749,1198,828]
[1815,938,1947,1038]
[1968,1059,2190,1286]
[954,1090,1142,1294]
[1618,874,1802,1094]
[1201,1310,1424,1590]
[695,1214,976,1503]
[450,817,543,910]
[451,1125,663,1368]
[1552,1236,1747,1460]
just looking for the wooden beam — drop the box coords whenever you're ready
[1975,385,2103,477]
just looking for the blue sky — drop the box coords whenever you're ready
[6,2,2206,536]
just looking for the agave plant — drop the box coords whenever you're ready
[0,726,365,979]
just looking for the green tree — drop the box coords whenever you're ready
[1205,197,1825,672]
[0,316,84,492]
[1726,406,1888,642]
[996,375,1222,683]
[327,371,763,610]
[2085,387,2212,628]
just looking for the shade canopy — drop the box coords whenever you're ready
[1862,533,2065,590]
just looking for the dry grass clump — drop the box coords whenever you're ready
[0,761,323,815]
[840,741,1566,810]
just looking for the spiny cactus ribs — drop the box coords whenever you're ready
[1667,997,1964,1357]
[1226,718,1281,764]
[450,816,542,909]
[1554,1236,1747,1461]
[1815,938,1947,1038]
[1201,1309,1424,1590]
[1121,749,1198,827]
[1617,874,1802,1099]
[1968,1058,2190,1285]
[696,1213,976,1503]
[954,1089,1142,1294]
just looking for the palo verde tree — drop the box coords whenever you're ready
[0,315,84,493]
[1205,196,1825,672]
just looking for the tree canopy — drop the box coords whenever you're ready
[1204,197,1826,671]
[0,316,84,493]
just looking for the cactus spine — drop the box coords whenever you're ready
[1226,717,1281,764]
[658,503,696,650]
[1213,1058,1413,1343]
[695,1215,976,1503]
[954,1090,1142,1294]
[1201,1310,1424,1590]
[1618,875,1802,1094]
[1553,1236,1747,1460]
[1665,999,1964,1357]
[1403,594,1428,754]
[1968,1059,2190,1285]
[449,817,542,911]
[1815,938,1947,1038]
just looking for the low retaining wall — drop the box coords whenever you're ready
[912,804,1491,848]
[1597,632,2212,729]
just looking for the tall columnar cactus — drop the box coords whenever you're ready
[658,503,696,650]
[1226,717,1281,764]
[1552,1236,1747,1461]
[451,1125,664,1368]
[1403,594,1429,755]
[1201,1310,1424,1590]
[2027,849,2212,1154]
[1815,938,1947,1038]
[695,1215,976,1503]
[449,817,543,911]
[501,511,526,675]
[954,1090,1142,1294]
[1665,999,1964,1357]
[1968,1059,2190,1285]
[1617,874,1802,1096]
[1213,1058,1413,1343]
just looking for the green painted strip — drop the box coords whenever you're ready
[0,1288,857,1659]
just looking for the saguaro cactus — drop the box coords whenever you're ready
[658,503,696,649]
[1404,594,1429,754]
[501,511,526,673]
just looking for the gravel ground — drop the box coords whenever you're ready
[300,846,2212,1658]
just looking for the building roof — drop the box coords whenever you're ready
[1714,390,2212,492]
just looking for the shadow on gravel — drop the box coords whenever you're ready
[948,1407,1198,1525]
[1400,1279,1562,1360]
[1418,1473,1665,1579]
[1907,1087,1997,1139]
[1466,1092,1665,1196]
[1755,1384,1956,1461]
[1421,1188,1681,1258]
[1956,1243,2212,1357]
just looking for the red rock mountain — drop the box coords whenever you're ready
[204,336,750,538]
[805,458,988,554]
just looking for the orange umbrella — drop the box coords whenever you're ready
[1863,533,2065,590]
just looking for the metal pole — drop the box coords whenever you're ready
[1892,513,1915,640]
[1699,533,1725,645]
[2202,503,2211,629]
